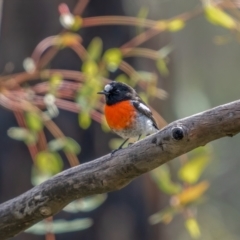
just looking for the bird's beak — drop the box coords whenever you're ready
[97,91,109,95]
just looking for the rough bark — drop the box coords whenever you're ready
[1,99,240,239]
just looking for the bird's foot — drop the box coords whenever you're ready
[111,148,121,156]
[111,143,135,156]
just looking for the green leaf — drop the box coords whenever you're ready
[31,166,52,186]
[136,6,149,34]
[25,112,43,132]
[7,127,37,144]
[71,16,83,31]
[87,37,103,61]
[25,218,93,234]
[115,74,130,84]
[48,137,81,154]
[205,5,236,29]
[156,59,169,76]
[151,88,168,100]
[137,71,157,82]
[151,165,182,195]
[35,151,63,175]
[158,44,174,58]
[82,60,99,76]
[48,138,66,152]
[103,48,122,72]
[178,148,210,184]
[138,92,148,103]
[149,207,180,225]
[101,117,110,132]
[137,6,149,20]
[185,218,201,239]
[63,137,81,154]
[78,112,91,129]
[63,194,107,213]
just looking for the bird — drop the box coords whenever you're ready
[98,81,159,153]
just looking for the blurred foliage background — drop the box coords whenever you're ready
[1,0,240,240]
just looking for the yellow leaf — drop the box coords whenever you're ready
[35,151,63,175]
[185,218,201,239]
[50,73,62,87]
[71,16,83,31]
[54,33,81,47]
[103,48,122,72]
[173,181,209,206]
[49,73,63,94]
[167,19,185,32]
[178,152,210,184]
[79,112,91,129]
[205,5,236,29]
[82,60,99,76]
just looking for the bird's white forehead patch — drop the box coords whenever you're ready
[104,84,113,92]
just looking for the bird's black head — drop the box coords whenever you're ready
[98,81,135,105]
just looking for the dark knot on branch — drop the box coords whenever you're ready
[171,126,184,140]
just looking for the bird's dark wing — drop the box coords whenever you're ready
[132,98,159,130]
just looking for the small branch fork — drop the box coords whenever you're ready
[1,99,240,239]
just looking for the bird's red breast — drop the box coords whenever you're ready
[104,100,136,130]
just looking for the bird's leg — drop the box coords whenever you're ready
[128,135,142,147]
[111,138,129,155]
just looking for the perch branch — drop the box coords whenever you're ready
[1,99,240,239]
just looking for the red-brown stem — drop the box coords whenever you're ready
[70,44,89,61]
[119,61,142,83]
[120,28,161,52]
[44,217,56,240]
[72,0,89,15]
[35,0,90,69]
[82,16,157,28]
[44,119,80,166]
[37,130,48,152]
[121,47,160,60]
[120,7,203,51]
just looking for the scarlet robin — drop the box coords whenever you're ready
[98,81,159,153]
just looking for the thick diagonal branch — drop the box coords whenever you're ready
[1,99,240,239]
